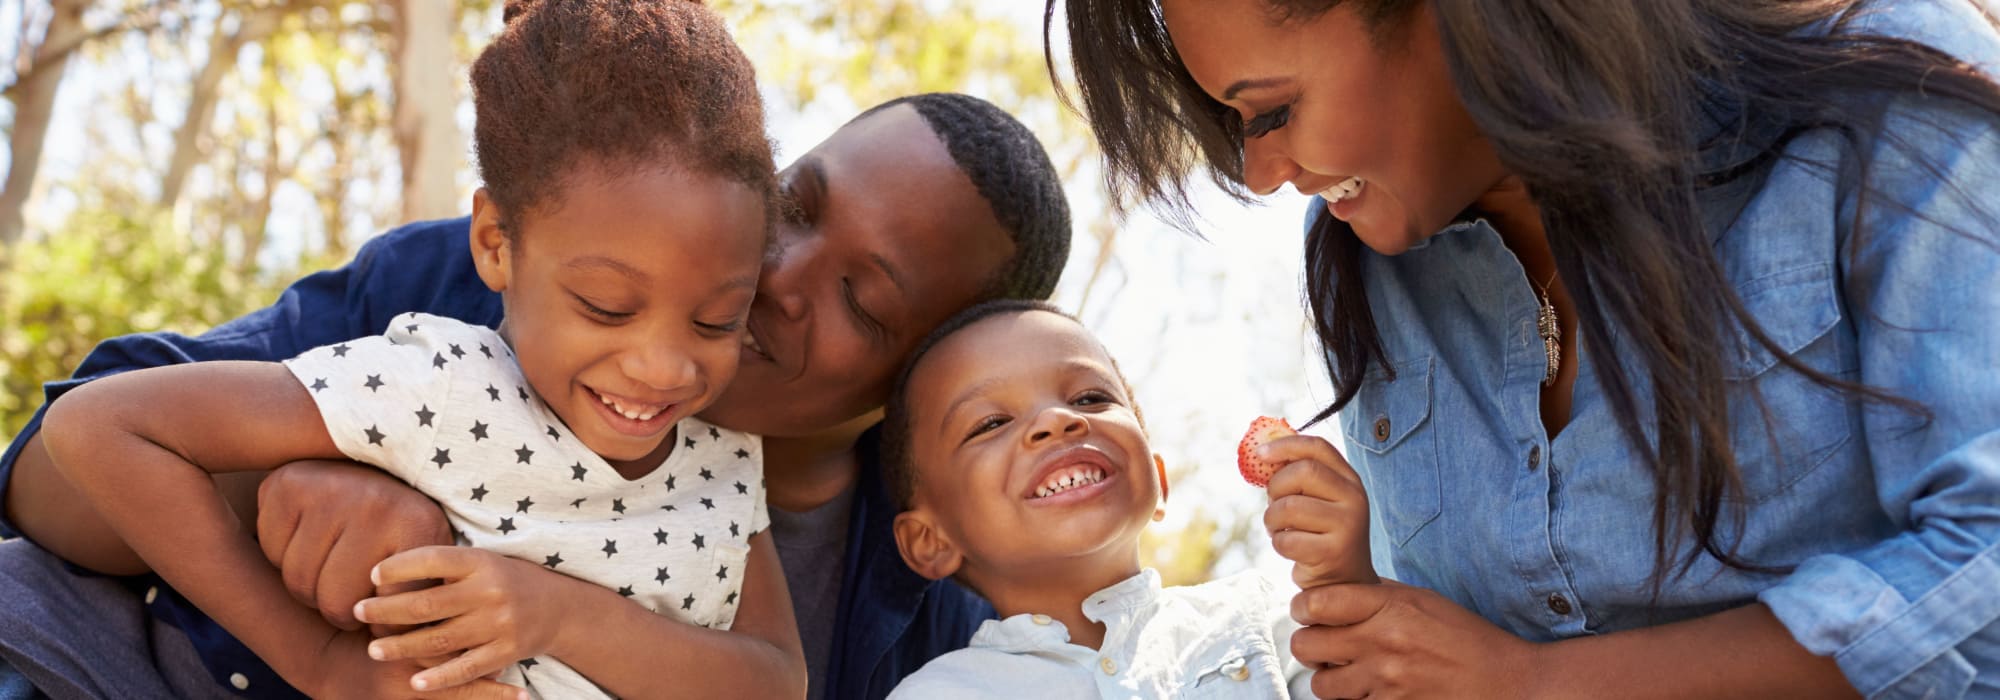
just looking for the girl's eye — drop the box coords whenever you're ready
[1243,103,1292,140]
[696,319,744,335]
[576,295,633,322]
[965,416,1010,442]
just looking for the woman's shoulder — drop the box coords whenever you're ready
[1846,0,2000,72]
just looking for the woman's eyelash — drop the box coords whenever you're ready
[1243,103,1292,139]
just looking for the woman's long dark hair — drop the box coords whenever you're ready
[1047,0,2000,590]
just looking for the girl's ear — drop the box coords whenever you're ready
[469,188,514,293]
[1153,453,1169,522]
[893,509,965,582]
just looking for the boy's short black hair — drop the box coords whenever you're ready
[858,93,1072,303]
[880,300,1138,512]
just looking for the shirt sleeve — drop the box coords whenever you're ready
[280,316,460,482]
[1755,102,2000,699]
[0,218,491,538]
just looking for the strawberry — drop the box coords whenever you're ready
[1237,416,1296,487]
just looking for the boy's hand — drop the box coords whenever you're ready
[1259,434,1380,588]
[354,546,569,691]
[312,629,526,700]
[257,459,454,632]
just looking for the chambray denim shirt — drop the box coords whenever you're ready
[1318,3,2000,697]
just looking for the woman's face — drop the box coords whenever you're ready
[1160,0,1506,253]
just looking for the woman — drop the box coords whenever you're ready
[1049,0,2000,697]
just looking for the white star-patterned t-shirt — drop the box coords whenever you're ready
[285,313,767,698]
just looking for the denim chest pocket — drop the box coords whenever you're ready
[1724,262,1855,503]
[1341,356,1441,546]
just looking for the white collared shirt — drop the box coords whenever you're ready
[887,569,1314,699]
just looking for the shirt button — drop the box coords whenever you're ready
[1099,657,1117,675]
[1528,446,1542,472]
[144,586,158,605]
[1227,659,1251,681]
[1547,593,1573,616]
[1030,614,1051,626]
[229,673,250,690]
[1373,417,1392,442]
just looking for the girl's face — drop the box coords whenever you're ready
[470,166,766,473]
[1160,0,1507,253]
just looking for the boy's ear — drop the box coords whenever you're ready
[1152,453,1169,522]
[469,188,514,293]
[893,509,964,582]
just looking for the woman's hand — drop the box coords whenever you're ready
[1290,580,1541,699]
[354,546,572,692]
[310,629,526,700]
[256,459,454,632]
[1261,434,1379,587]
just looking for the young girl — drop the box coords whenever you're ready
[876,300,1374,698]
[38,1,805,698]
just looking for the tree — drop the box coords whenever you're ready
[1,0,90,245]
[390,0,460,222]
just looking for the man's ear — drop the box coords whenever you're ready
[469,188,514,293]
[893,509,964,582]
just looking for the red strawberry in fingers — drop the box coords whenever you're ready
[1237,416,1297,487]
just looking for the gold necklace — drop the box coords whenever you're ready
[1534,271,1561,387]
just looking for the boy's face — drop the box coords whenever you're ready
[470,166,766,471]
[901,311,1160,580]
[698,104,1018,438]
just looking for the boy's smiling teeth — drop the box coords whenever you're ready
[598,392,664,421]
[1033,466,1107,499]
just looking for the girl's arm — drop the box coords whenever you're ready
[359,529,807,699]
[39,361,518,699]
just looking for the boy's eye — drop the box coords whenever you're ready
[1072,390,1114,407]
[1242,103,1292,140]
[963,415,1010,443]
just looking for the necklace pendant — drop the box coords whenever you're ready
[1537,296,1561,387]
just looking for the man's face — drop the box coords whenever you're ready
[698,104,1018,437]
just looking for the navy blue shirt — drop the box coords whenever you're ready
[0,217,994,699]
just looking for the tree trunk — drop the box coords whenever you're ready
[0,0,90,245]
[159,6,285,212]
[391,0,461,222]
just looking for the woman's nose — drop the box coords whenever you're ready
[1241,134,1302,197]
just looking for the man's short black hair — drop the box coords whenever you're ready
[859,93,1071,302]
[880,300,1139,512]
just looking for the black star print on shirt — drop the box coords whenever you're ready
[612,498,626,514]
[310,378,329,392]
[516,496,534,513]
[734,481,748,495]
[431,448,452,468]
[691,533,706,551]
[543,553,563,568]
[685,436,697,449]
[726,591,738,605]
[571,463,588,481]
[708,427,720,439]
[480,344,493,358]
[665,475,677,491]
[486,384,501,402]
[729,521,740,538]
[364,375,384,392]
[364,425,385,445]
[682,594,695,611]
[699,497,715,510]
[734,448,749,459]
[469,421,489,441]
[331,343,350,358]
[546,425,560,441]
[449,344,465,359]
[498,517,516,535]
[406,323,419,334]
[415,405,435,427]
[518,386,529,401]
[601,539,618,558]
[715,565,728,582]
[431,353,447,370]
[699,468,714,481]
[470,484,488,501]
[515,445,534,464]
[655,566,671,584]
[617,586,634,597]
[654,528,669,545]
[571,498,587,509]
[520,659,537,669]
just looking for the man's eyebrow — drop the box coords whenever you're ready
[872,254,905,294]
[799,155,828,194]
[565,256,649,282]
[1224,77,1289,101]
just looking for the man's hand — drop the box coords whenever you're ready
[257,459,452,631]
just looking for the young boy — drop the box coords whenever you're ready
[877,300,1375,698]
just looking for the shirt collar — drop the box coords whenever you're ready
[968,569,1164,654]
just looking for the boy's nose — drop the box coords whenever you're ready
[1027,407,1089,444]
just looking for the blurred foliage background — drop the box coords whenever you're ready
[1,0,1337,584]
